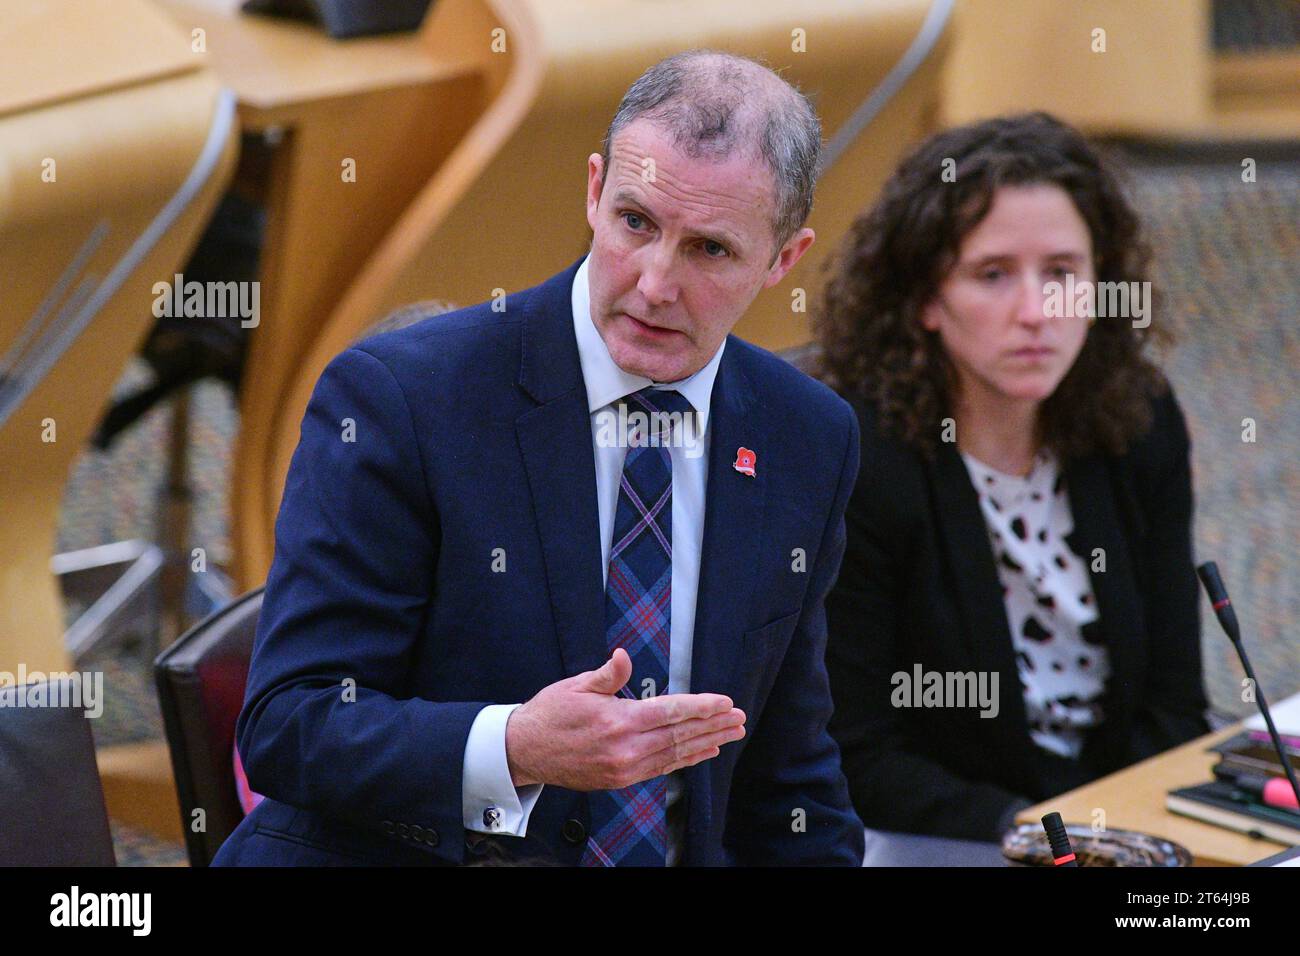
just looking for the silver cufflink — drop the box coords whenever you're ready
[483,807,503,829]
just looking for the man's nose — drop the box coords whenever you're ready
[636,244,680,307]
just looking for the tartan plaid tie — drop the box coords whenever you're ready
[581,386,694,867]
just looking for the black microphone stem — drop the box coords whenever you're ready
[1197,561,1300,811]
[1231,641,1300,810]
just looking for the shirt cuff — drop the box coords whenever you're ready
[462,703,543,836]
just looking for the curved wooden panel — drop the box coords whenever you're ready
[0,3,238,673]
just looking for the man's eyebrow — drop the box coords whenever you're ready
[609,188,745,251]
[611,188,651,214]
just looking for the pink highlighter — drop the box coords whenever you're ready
[1214,764,1300,812]
[1260,776,1300,812]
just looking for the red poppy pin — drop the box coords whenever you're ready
[733,446,756,477]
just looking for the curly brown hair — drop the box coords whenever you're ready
[814,112,1170,459]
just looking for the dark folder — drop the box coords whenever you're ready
[241,0,437,39]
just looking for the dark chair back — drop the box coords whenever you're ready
[154,588,263,867]
[0,678,116,865]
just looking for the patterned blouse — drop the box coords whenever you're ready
[961,449,1110,760]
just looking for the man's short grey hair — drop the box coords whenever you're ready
[600,50,822,253]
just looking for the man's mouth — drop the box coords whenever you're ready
[623,313,683,339]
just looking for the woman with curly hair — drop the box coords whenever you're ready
[816,113,1210,842]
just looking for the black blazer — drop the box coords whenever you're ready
[825,386,1211,841]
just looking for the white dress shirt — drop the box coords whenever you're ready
[461,255,725,865]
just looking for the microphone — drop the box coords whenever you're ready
[1197,561,1300,812]
[1197,560,1240,642]
[1040,811,1077,866]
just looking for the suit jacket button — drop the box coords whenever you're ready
[382,820,396,835]
[562,818,586,845]
[397,823,409,839]
[410,824,426,843]
[426,828,439,848]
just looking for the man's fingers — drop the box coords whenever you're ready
[660,746,721,777]
[626,724,746,784]
[630,692,737,730]
[636,710,745,758]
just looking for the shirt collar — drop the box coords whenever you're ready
[571,254,724,433]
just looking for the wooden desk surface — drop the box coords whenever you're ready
[153,0,474,117]
[1019,724,1293,866]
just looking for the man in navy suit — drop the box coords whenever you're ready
[214,50,863,866]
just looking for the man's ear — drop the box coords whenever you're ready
[762,227,815,289]
[586,153,605,233]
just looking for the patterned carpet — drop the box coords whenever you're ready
[56,144,1299,866]
[108,820,188,867]
[57,370,236,564]
[59,374,237,866]
[1117,145,1300,720]
[82,646,168,748]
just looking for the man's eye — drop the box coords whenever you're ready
[978,268,1004,282]
[622,212,646,231]
[702,240,728,258]
[1047,266,1071,280]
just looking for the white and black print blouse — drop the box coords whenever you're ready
[961,450,1110,760]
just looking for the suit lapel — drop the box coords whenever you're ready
[1062,454,1140,765]
[683,342,765,853]
[929,443,1143,774]
[927,443,1035,763]
[514,259,608,678]
[688,342,767,702]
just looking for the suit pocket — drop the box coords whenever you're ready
[732,610,800,709]
[246,802,389,865]
[743,608,800,660]
[247,826,385,866]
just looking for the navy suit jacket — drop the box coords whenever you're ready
[213,257,865,866]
